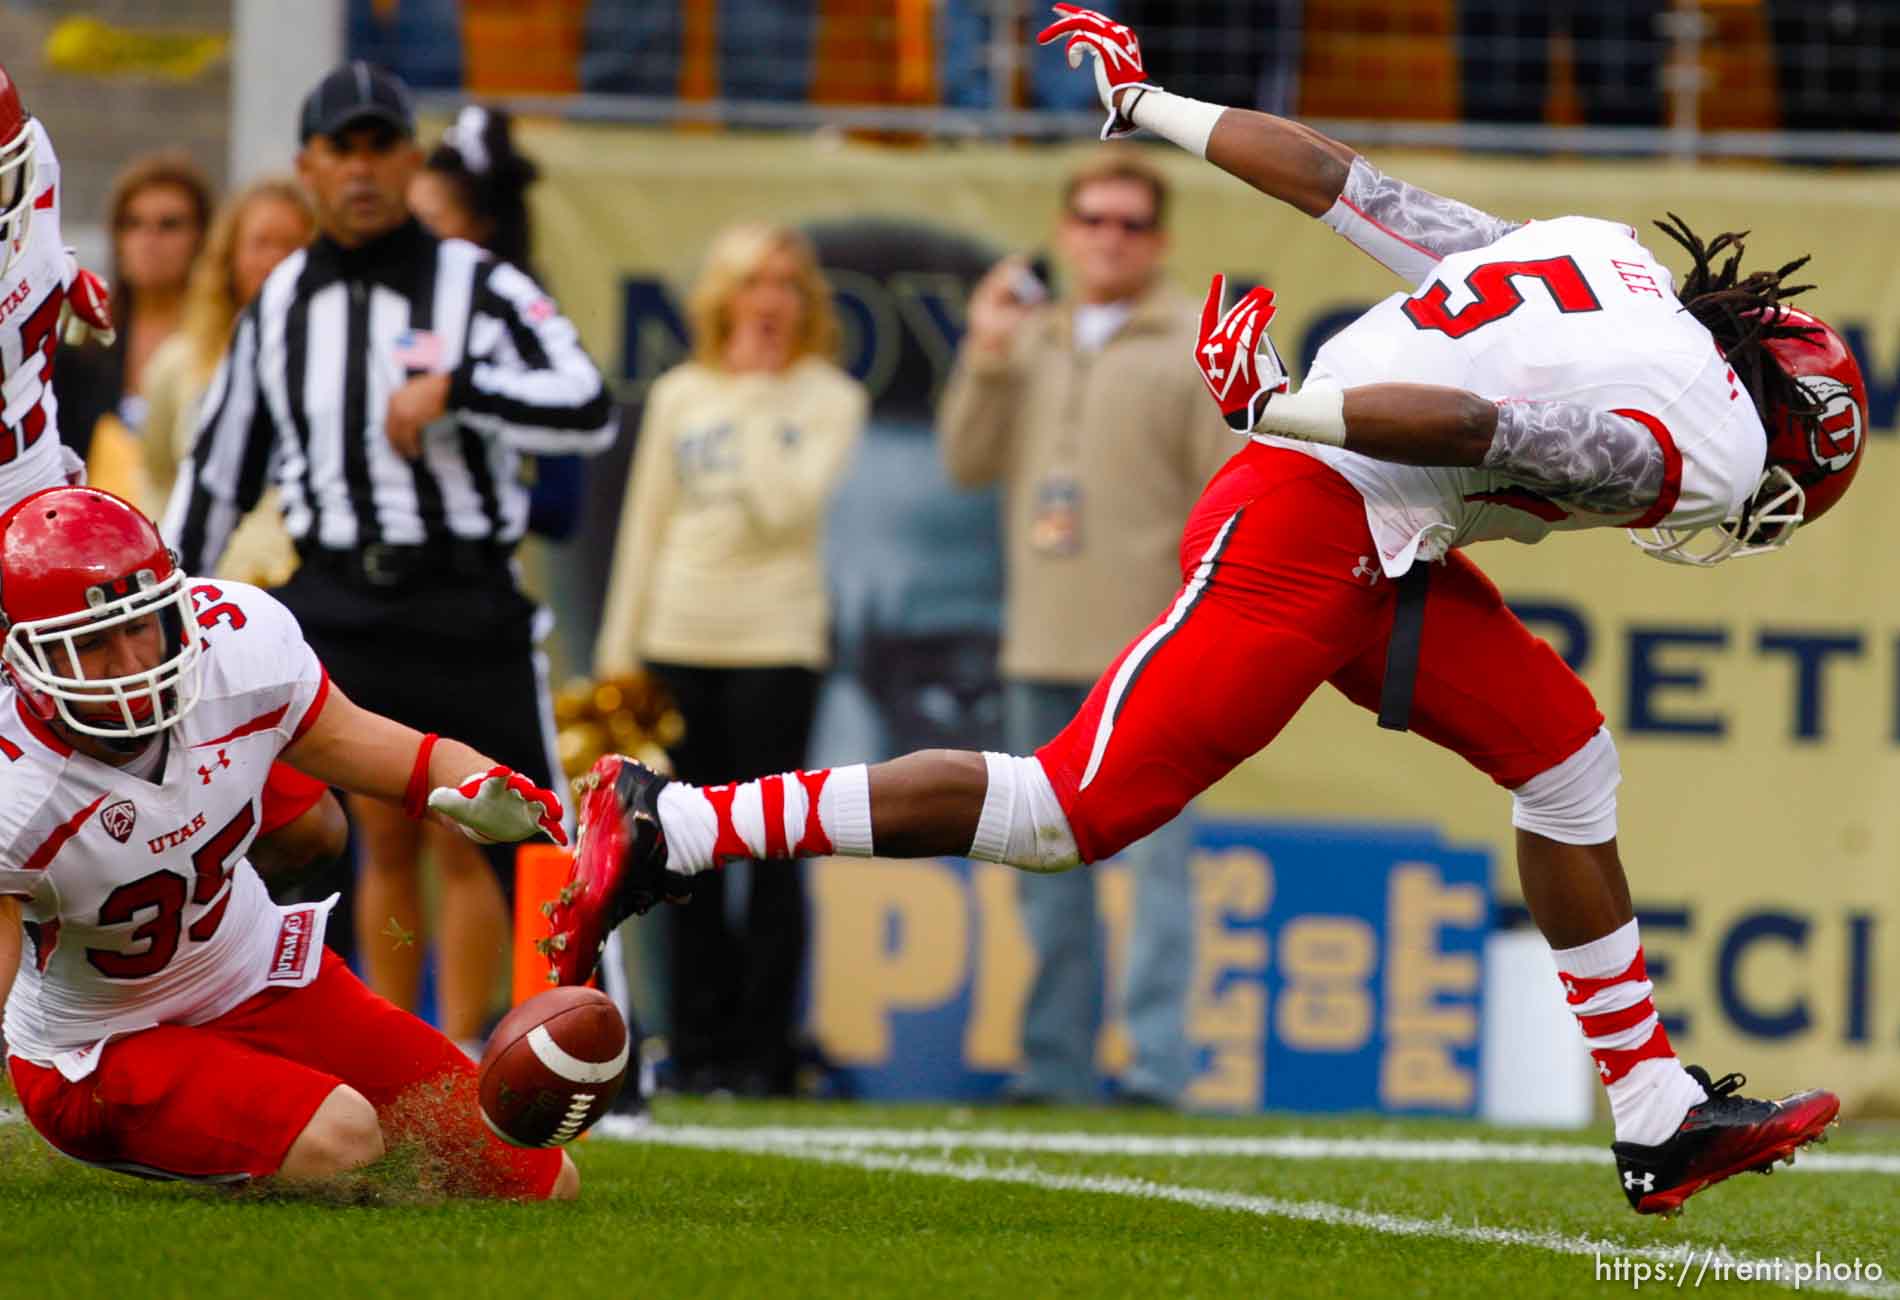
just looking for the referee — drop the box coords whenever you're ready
[163,63,615,1049]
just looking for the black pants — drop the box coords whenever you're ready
[275,564,559,901]
[649,661,820,1092]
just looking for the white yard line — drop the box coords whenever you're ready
[592,1120,1900,1175]
[3,1102,1889,1292]
[594,1125,1900,1300]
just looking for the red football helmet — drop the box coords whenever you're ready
[1631,306,1867,566]
[0,63,37,277]
[0,487,203,739]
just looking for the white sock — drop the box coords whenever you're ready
[657,764,872,875]
[1552,919,1708,1147]
[967,752,1080,873]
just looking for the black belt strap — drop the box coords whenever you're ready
[295,539,511,591]
[1377,563,1432,732]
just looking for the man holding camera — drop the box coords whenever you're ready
[939,147,1234,1107]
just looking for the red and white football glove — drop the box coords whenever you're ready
[1036,4,1160,140]
[428,766,570,847]
[1196,274,1290,434]
[59,253,115,348]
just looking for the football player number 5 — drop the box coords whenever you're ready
[86,804,257,979]
[1403,256,1603,340]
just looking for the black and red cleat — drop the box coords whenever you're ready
[538,754,692,987]
[1612,1066,1839,1217]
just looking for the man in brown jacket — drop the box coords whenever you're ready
[939,148,1235,1105]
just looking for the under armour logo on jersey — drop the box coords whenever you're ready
[1351,556,1380,586]
[197,749,230,785]
[1598,1060,1613,1079]
[1623,1170,1655,1192]
[1563,978,1579,998]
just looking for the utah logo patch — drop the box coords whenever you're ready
[100,800,137,844]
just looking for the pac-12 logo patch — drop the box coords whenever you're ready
[100,800,137,844]
[1801,375,1863,473]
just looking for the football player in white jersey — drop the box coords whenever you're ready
[0,59,348,916]
[0,62,115,500]
[541,6,1859,1217]
[0,486,578,1198]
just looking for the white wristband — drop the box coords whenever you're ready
[1123,87,1225,159]
[1251,387,1348,447]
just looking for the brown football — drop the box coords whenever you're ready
[478,986,629,1148]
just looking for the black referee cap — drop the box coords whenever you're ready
[298,61,415,144]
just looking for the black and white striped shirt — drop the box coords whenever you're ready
[165,218,614,575]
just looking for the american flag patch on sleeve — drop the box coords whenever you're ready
[392,329,444,372]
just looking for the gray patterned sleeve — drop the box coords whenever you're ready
[1483,400,1666,516]
[1320,157,1523,285]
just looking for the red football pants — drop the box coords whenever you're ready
[7,950,562,1198]
[1036,444,1605,864]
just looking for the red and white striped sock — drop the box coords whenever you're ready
[656,764,873,874]
[1553,919,1708,1147]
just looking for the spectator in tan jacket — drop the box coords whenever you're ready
[596,221,866,1095]
[939,147,1235,1107]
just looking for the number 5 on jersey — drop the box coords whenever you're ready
[1404,256,1604,339]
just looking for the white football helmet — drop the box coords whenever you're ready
[0,63,37,278]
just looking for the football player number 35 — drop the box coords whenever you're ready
[86,804,257,979]
[1403,256,1603,339]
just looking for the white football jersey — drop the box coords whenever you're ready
[0,580,331,1080]
[1266,216,1767,575]
[0,120,76,509]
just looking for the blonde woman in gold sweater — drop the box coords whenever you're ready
[142,178,349,896]
[144,177,312,583]
[596,222,866,1095]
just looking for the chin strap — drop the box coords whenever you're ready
[1376,564,1431,731]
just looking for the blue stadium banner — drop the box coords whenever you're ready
[807,819,1491,1114]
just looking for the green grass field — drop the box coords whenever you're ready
[5,1096,1895,1300]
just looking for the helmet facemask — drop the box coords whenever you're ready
[0,116,35,277]
[1,565,204,741]
[1628,464,1804,567]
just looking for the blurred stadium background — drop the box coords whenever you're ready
[10,0,1900,1133]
